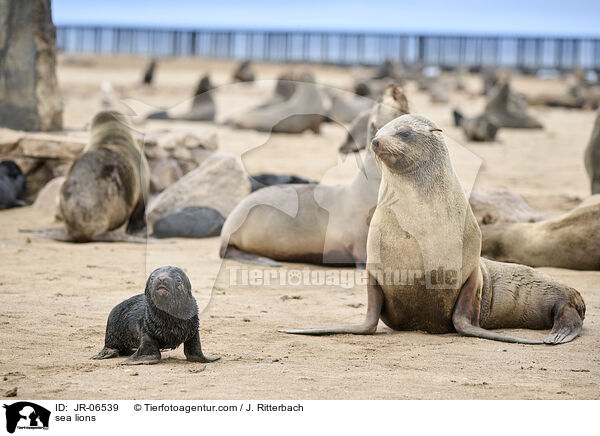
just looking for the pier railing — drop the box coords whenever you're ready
[56,25,600,70]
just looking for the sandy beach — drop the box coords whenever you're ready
[0,55,598,399]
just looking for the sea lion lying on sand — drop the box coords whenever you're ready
[220,84,409,266]
[481,195,600,270]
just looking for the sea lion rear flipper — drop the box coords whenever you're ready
[184,332,220,363]
[126,198,147,235]
[543,305,583,345]
[278,275,383,335]
[221,246,282,267]
[452,268,544,345]
[91,346,120,360]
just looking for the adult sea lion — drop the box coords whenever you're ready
[584,111,600,194]
[92,266,219,364]
[485,82,543,129]
[142,59,157,86]
[338,109,370,154]
[229,72,327,134]
[0,161,25,209]
[481,195,600,270]
[146,75,215,121]
[453,110,498,142]
[233,60,255,82]
[220,84,409,266]
[59,110,149,242]
[469,186,546,225]
[280,114,585,344]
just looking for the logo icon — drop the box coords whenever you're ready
[3,402,50,433]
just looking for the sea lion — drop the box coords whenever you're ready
[280,114,585,345]
[325,89,372,124]
[146,75,215,121]
[92,266,219,364]
[255,72,296,109]
[142,59,157,86]
[0,161,25,210]
[338,109,370,154]
[481,195,600,270]
[485,82,543,129]
[152,206,225,239]
[220,84,409,266]
[233,60,255,82]
[584,111,600,194]
[453,110,498,141]
[469,186,546,225]
[248,173,317,192]
[59,110,149,242]
[229,72,327,134]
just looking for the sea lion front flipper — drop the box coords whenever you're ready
[278,275,383,335]
[126,198,147,235]
[121,331,161,365]
[452,268,544,345]
[19,228,74,242]
[544,305,583,345]
[90,346,119,360]
[183,332,220,363]
[222,246,282,267]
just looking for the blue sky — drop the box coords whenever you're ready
[52,0,599,36]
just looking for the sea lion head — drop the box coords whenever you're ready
[145,266,197,320]
[371,114,446,175]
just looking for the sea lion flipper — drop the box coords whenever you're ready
[452,268,544,345]
[543,305,583,345]
[222,247,282,267]
[278,275,383,335]
[121,331,161,365]
[126,198,147,235]
[90,346,119,360]
[184,332,220,363]
[19,228,75,242]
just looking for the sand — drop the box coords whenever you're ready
[0,55,598,399]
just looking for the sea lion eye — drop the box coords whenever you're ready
[175,275,183,284]
[396,130,412,138]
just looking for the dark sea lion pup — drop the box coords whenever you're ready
[280,114,585,345]
[92,266,219,365]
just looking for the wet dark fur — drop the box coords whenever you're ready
[95,266,198,357]
[101,293,199,355]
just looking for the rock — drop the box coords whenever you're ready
[149,159,182,193]
[0,128,25,153]
[172,146,193,162]
[146,152,250,225]
[152,206,225,238]
[0,0,62,131]
[157,131,218,151]
[32,176,64,219]
[18,133,86,159]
